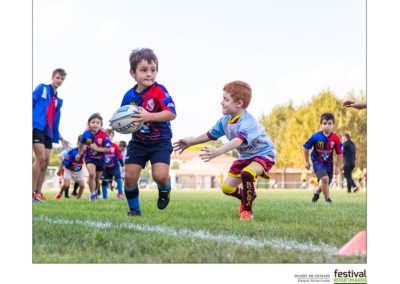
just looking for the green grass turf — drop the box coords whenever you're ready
[33,189,366,263]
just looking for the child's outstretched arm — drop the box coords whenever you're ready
[200,137,242,162]
[342,100,366,109]
[173,133,211,154]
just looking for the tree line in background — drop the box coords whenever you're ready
[45,89,366,171]
[259,89,366,172]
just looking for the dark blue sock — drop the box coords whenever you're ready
[157,182,171,192]
[125,185,140,212]
[102,184,108,199]
[116,178,123,195]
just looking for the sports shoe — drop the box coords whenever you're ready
[38,193,47,200]
[353,186,360,193]
[33,197,44,203]
[239,210,253,221]
[33,193,47,200]
[127,210,141,216]
[325,198,332,204]
[71,191,78,198]
[54,194,62,200]
[311,193,320,202]
[90,194,97,201]
[117,193,125,200]
[239,192,257,216]
[157,187,171,210]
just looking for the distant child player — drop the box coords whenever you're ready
[77,113,111,201]
[173,81,276,221]
[59,146,72,198]
[303,113,343,203]
[101,129,125,200]
[121,48,176,216]
[55,135,86,200]
[118,140,127,181]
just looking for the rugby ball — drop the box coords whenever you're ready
[110,105,142,134]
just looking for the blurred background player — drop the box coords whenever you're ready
[303,113,343,203]
[118,141,127,182]
[77,113,111,201]
[362,168,367,190]
[32,68,70,202]
[309,177,319,191]
[55,135,86,200]
[121,48,176,216]
[300,171,307,189]
[59,145,73,198]
[174,81,276,221]
[355,167,363,190]
[342,133,359,193]
[101,129,125,200]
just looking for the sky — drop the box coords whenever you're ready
[33,0,366,145]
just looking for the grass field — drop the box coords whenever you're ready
[33,188,366,263]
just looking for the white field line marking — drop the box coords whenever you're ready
[33,215,338,254]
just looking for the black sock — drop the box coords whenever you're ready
[72,183,79,195]
[65,188,69,197]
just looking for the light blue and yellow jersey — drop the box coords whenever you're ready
[206,110,276,161]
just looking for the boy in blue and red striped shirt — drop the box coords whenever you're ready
[303,113,343,203]
[77,113,111,201]
[55,135,86,200]
[101,129,125,200]
[121,48,176,216]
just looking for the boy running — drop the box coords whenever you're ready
[121,48,176,216]
[77,113,111,201]
[55,135,86,200]
[101,129,125,200]
[303,113,343,203]
[173,81,276,221]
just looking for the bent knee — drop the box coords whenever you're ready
[124,176,139,189]
[153,174,170,186]
[221,183,236,194]
[241,167,257,181]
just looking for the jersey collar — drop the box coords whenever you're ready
[229,111,244,124]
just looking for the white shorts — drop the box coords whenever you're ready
[64,169,85,182]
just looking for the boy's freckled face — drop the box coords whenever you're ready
[221,91,241,116]
[321,119,334,134]
[131,60,157,90]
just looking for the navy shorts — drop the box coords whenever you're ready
[315,169,333,184]
[33,128,53,149]
[125,139,173,168]
[101,166,121,180]
[85,157,104,172]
